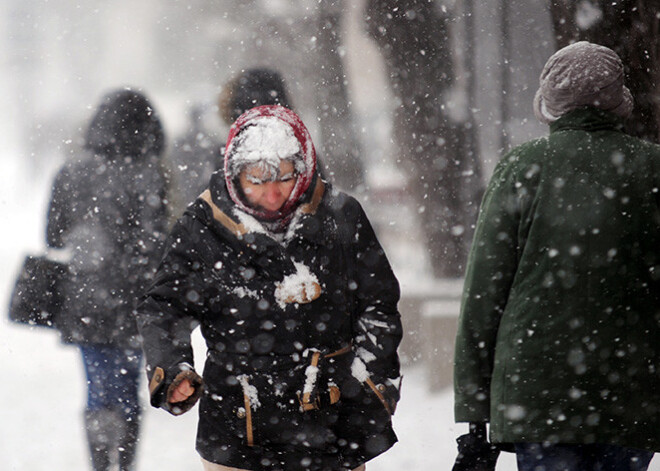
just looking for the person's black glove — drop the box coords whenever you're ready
[452,422,500,471]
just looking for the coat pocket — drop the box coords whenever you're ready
[236,367,340,450]
[363,377,400,416]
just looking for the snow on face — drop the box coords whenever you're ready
[228,116,302,179]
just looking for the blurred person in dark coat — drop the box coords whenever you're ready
[137,105,402,471]
[46,88,169,471]
[454,41,660,471]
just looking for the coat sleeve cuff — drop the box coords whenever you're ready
[164,369,204,416]
[454,394,491,423]
[147,364,204,415]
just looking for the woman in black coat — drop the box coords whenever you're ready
[137,105,402,471]
[46,88,169,471]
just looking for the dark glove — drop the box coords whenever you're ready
[452,422,500,471]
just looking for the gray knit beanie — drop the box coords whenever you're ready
[534,41,633,124]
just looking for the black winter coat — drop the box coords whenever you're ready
[137,173,402,471]
[46,89,169,348]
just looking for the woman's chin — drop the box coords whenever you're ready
[260,204,284,212]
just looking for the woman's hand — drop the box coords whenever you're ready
[163,369,203,415]
[169,378,195,403]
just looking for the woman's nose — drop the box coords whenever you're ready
[264,183,282,202]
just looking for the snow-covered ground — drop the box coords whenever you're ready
[0,323,502,471]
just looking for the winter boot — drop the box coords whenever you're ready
[117,414,140,471]
[84,409,120,471]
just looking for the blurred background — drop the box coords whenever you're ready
[2,0,561,278]
[1,1,659,470]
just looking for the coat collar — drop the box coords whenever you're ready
[202,176,334,246]
[549,107,626,134]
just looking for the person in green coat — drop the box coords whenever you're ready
[453,41,660,471]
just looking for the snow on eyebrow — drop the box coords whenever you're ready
[229,116,301,169]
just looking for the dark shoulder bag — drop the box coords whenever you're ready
[8,254,68,329]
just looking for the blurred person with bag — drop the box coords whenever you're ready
[454,41,660,471]
[137,105,402,471]
[46,88,169,471]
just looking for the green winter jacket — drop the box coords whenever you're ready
[454,108,660,451]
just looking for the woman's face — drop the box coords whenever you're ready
[239,160,297,212]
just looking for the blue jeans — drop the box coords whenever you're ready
[515,443,654,471]
[80,345,142,420]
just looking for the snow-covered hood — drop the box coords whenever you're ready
[223,105,317,221]
[85,89,165,159]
